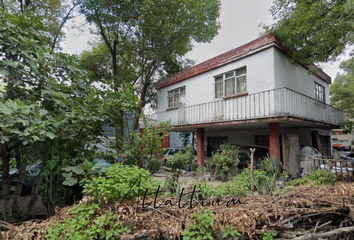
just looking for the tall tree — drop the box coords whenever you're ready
[0,0,78,50]
[78,0,221,148]
[266,0,354,67]
[330,58,354,118]
[0,10,138,220]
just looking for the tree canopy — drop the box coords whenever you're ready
[78,0,221,132]
[266,0,354,67]
[0,10,138,220]
[330,58,354,118]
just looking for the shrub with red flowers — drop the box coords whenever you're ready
[211,142,239,181]
[122,119,171,173]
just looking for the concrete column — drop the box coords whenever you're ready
[197,128,205,169]
[269,123,281,164]
[282,134,300,178]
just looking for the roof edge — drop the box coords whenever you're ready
[156,35,331,89]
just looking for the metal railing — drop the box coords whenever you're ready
[312,158,354,182]
[157,87,344,126]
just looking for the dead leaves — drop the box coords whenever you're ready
[3,183,354,239]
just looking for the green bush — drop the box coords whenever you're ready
[286,170,336,187]
[46,203,131,239]
[83,163,161,203]
[182,210,215,240]
[194,181,214,199]
[193,181,248,199]
[211,143,239,181]
[164,147,193,193]
[122,120,171,171]
[307,169,336,185]
[234,167,276,195]
[286,178,309,187]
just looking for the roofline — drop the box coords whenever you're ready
[156,35,331,89]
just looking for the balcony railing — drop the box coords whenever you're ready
[157,87,344,126]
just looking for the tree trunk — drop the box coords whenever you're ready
[131,82,149,132]
[114,110,124,153]
[250,148,255,196]
[11,147,25,219]
[26,173,40,217]
[111,41,125,153]
[1,144,12,221]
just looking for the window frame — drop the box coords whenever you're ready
[314,82,325,103]
[167,86,186,109]
[214,66,247,99]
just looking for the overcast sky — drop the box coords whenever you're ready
[61,0,347,81]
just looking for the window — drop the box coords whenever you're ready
[168,86,185,108]
[314,82,325,102]
[254,135,269,147]
[214,66,247,99]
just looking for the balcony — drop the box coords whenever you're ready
[157,88,344,127]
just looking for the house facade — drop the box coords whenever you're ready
[156,35,344,171]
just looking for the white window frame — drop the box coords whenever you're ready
[214,66,247,99]
[167,86,186,109]
[314,82,325,103]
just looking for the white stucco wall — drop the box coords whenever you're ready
[273,49,330,104]
[157,48,276,112]
[158,46,331,113]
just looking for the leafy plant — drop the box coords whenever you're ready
[254,170,276,195]
[286,178,309,187]
[182,210,215,240]
[194,181,214,199]
[260,155,281,180]
[281,171,290,178]
[46,203,131,239]
[307,169,336,186]
[122,119,171,171]
[222,224,241,240]
[83,163,161,203]
[263,231,277,240]
[211,143,239,181]
[234,167,275,195]
[164,147,193,193]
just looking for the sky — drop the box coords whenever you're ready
[61,0,348,81]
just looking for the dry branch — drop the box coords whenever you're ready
[3,183,354,239]
[292,226,354,240]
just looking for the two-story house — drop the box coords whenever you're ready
[156,35,344,173]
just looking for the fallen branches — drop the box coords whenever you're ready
[3,183,354,239]
[292,226,354,240]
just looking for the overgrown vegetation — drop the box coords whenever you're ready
[194,180,248,200]
[286,169,337,188]
[164,147,194,193]
[211,143,239,181]
[308,169,337,185]
[83,164,161,203]
[122,119,171,173]
[46,163,159,239]
[46,203,132,239]
[182,210,215,240]
[260,155,281,181]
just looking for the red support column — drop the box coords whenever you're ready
[269,123,281,164]
[197,128,205,169]
[162,131,170,148]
